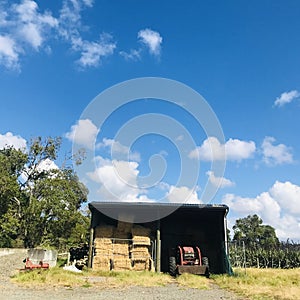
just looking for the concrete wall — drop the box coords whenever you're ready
[0,248,27,257]
[27,249,57,267]
[0,248,57,268]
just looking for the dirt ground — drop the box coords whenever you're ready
[0,250,244,300]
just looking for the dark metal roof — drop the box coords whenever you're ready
[89,201,228,210]
[89,201,229,224]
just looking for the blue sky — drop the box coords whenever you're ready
[1,0,300,240]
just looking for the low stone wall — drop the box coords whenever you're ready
[0,248,57,268]
[0,248,27,257]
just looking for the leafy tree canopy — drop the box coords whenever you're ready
[0,137,89,249]
[233,214,279,249]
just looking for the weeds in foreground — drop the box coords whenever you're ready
[213,268,300,300]
[12,268,210,289]
[13,266,300,300]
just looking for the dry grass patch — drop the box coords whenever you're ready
[12,268,88,287]
[12,268,173,288]
[91,269,173,287]
[213,268,300,300]
[176,273,210,290]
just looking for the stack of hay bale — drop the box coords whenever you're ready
[111,221,132,271]
[93,225,114,271]
[92,223,152,272]
[131,225,151,271]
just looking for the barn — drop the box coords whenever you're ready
[88,202,231,274]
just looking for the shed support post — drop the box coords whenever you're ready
[88,227,94,268]
[156,220,161,272]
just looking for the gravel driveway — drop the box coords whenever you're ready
[0,250,244,300]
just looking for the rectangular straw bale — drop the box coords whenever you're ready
[94,238,112,247]
[112,244,129,256]
[94,249,113,258]
[94,225,114,238]
[132,259,150,271]
[131,246,150,260]
[117,221,132,233]
[131,225,151,237]
[92,257,110,271]
[113,258,132,271]
[113,230,130,240]
[132,236,151,246]
[93,256,110,264]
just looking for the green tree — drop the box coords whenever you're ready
[0,137,89,249]
[0,147,27,247]
[233,214,279,250]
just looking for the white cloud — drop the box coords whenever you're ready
[65,119,99,149]
[119,49,141,61]
[166,185,202,204]
[261,137,293,165]
[274,90,300,107]
[138,28,162,56]
[97,138,141,162]
[37,158,58,172]
[0,0,58,69]
[13,0,58,49]
[189,137,256,162]
[58,1,116,69]
[74,34,116,68]
[223,181,300,240]
[269,181,300,214]
[82,0,94,7]
[176,135,184,142]
[0,132,26,149]
[0,35,19,70]
[88,156,153,202]
[0,0,115,70]
[206,171,235,188]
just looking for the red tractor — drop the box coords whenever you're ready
[169,246,209,277]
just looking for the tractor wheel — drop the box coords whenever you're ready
[169,256,177,276]
[202,256,209,267]
[202,257,210,278]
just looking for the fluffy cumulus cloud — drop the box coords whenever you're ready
[274,90,300,107]
[0,132,27,149]
[0,1,163,70]
[87,156,153,202]
[138,28,162,56]
[166,186,202,204]
[206,171,235,188]
[269,181,300,214]
[119,49,141,61]
[73,34,116,68]
[120,28,163,61]
[223,181,300,240]
[261,137,293,165]
[13,0,58,49]
[189,137,256,162]
[97,138,141,162]
[65,119,99,149]
[0,35,19,70]
[0,0,116,70]
[0,0,58,70]
[58,1,116,68]
[37,158,58,172]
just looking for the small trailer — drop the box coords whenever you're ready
[21,257,49,271]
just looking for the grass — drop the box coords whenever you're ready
[13,266,300,299]
[12,267,210,289]
[12,267,88,287]
[176,273,210,290]
[213,268,300,300]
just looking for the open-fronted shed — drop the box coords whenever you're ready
[88,202,230,274]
